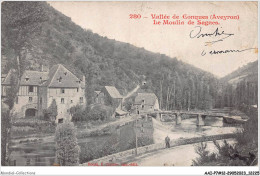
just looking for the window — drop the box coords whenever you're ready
[141,105,144,109]
[29,97,33,102]
[71,100,73,104]
[40,97,42,105]
[58,76,62,83]
[61,98,64,104]
[58,119,63,123]
[29,86,34,92]
[61,88,65,94]
[16,97,18,104]
[80,97,83,104]
[77,88,79,92]
[142,99,145,103]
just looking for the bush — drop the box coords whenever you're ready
[193,105,258,166]
[12,118,56,135]
[236,105,258,145]
[192,142,218,166]
[71,105,114,122]
[80,143,102,163]
[11,126,35,136]
[42,100,58,121]
[13,118,53,127]
[55,122,80,166]
[192,140,256,166]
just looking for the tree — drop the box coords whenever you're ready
[1,2,48,165]
[48,99,58,121]
[2,2,48,81]
[192,142,216,166]
[1,103,11,166]
[4,72,17,110]
[55,122,80,166]
[1,73,16,166]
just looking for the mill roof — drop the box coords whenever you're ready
[43,64,83,88]
[3,64,85,88]
[20,71,49,86]
[104,86,122,99]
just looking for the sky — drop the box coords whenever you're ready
[48,1,258,78]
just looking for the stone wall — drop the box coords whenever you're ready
[81,133,236,166]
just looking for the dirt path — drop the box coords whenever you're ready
[125,139,236,166]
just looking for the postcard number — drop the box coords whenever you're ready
[129,14,141,19]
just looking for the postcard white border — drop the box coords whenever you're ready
[0,0,259,175]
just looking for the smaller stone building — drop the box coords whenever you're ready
[100,86,123,109]
[134,93,160,114]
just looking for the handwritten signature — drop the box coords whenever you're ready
[189,26,256,56]
[201,48,256,56]
[189,26,234,46]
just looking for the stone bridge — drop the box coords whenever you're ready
[157,110,229,126]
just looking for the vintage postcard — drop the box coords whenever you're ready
[0,1,258,175]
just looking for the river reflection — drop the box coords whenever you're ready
[9,116,237,166]
[10,135,111,166]
[10,141,56,166]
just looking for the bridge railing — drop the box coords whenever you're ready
[159,110,229,117]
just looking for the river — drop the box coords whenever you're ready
[9,117,241,166]
[153,116,240,143]
[9,135,111,166]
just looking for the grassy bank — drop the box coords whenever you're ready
[11,118,56,139]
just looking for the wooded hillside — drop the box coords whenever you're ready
[216,60,258,108]
[2,2,255,110]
